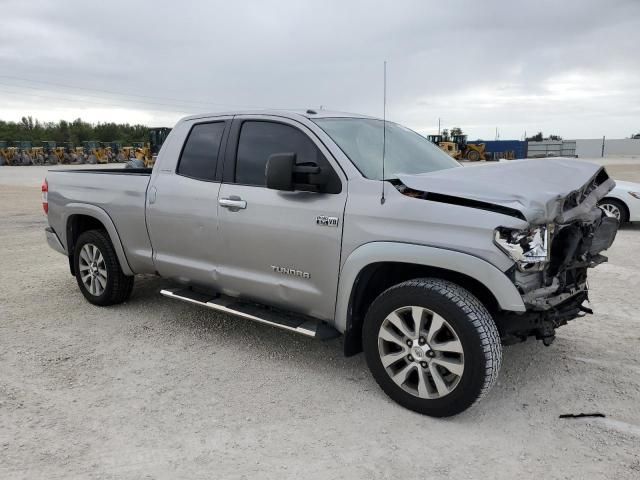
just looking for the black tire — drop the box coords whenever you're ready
[598,198,629,224]
[73,229,134,306]
[466,149,481,161]
[363,278,502,417]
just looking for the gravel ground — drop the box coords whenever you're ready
[1,161,639,479]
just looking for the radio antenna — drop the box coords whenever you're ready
[381,60,387,205]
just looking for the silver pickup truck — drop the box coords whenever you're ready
[43,110,618,417]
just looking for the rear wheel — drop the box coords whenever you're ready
[73,229,134,306]
[599,198,628,223]
[363,278,502,417]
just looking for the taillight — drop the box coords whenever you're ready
[42,179,48,214]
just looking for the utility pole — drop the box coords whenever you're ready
[438,118,441,135]
[601,136,605,157]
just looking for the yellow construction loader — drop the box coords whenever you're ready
[82,141,110,164]
[0,141,17,165]
[427,135,462,159]
[451,134,486,161]
[126,127,172,168]
[427,134,486,161]
[41,141,63,165]
[12,141,34,165]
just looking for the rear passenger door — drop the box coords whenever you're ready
[216,115,347,321]
[146,119,229,286]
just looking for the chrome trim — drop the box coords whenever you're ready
[160,288,317,337]
[219,198,247,209]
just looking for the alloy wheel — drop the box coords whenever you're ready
[377,306,464,399]
[78,243,107,296]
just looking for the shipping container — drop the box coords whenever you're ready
[468,140,528,160]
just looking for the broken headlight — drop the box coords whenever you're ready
[494,225,550,271]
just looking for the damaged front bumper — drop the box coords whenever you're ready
[495,178,619,345]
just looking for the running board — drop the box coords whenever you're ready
[160,287,340,340]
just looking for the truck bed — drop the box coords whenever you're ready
[45,168,155,274]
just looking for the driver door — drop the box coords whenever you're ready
[215,116,347,321]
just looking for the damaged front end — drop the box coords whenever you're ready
[393,159,619,346]
[494,169,619,345]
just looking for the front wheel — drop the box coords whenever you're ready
[363,278,502,417]
[73,229,134,306]
[466,149,481,161]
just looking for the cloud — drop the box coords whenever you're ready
[1,0,639,138]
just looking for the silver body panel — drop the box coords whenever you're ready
[46,172,154,275]
[45,226,66,255]
[45,109,612,334]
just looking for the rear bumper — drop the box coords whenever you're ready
[45,227,66,255]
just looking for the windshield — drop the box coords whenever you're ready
[313,118,460,180]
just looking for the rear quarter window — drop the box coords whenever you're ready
[177,122,226,181]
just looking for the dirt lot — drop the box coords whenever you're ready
[1,159,639,479]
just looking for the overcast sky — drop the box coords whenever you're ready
[1,0,639,139]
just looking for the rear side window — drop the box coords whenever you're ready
[235,121,339,191]
[177,122,225,181]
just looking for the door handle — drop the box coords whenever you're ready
[219,197,247,210]
[148,186,157,205]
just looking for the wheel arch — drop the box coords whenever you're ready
[335,242,525,356]
[64,204,133,276]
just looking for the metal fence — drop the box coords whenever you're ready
[527,140,576,158]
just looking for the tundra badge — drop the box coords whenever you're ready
[271,266,310,279]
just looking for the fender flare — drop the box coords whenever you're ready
[62,203,134,276]
[334,242,526,333]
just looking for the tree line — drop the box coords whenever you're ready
[525,132,562,141]
[0,116,150,145]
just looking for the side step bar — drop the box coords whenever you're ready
[160,287,340,340]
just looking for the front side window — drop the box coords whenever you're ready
[177,122,226,181]
[235,121,340,192]
[313,118,460,180]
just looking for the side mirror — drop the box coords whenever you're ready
[266,153,295,191]
[266,153,323,192]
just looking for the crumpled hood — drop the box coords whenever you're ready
[397,158,615,224]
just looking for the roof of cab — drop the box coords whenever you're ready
[180,109,377,122]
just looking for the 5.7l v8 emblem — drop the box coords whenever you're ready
[316,215,339,227]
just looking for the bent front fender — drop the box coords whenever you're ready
[334,242,525,333]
